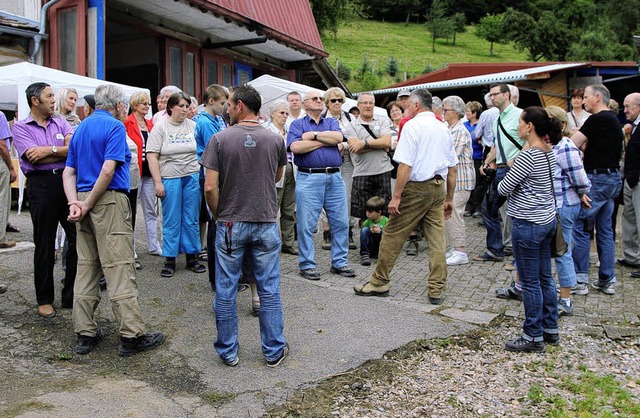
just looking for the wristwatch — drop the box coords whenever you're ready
[313,131,318,140]
[52,145,58,154]
[364,139,370,149]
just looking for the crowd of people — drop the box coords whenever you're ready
[0,78,637,363]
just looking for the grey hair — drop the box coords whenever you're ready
[508,84,520,106]
[443,96,466,118]
[432,96,443,111]
[94,84,126,110]
[409,89,433,110]
[269,99,289,115]
[588,84,611,106]
[483,92,493,108]
[190,96,198,107]
[160,85,182,96]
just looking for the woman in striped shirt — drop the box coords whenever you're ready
[497,106,561,353]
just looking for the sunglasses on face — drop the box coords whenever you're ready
[305,96,323,102]
[329,98,344,104]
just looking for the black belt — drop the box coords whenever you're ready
[588,168,618,175]
[26,168,63,177]
[298,167,340,174]
[496,164,508,168]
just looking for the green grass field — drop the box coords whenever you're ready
[322,19,531,92]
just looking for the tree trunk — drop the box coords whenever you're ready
[490,41,494,56]
[432,35,436,52]
[453,32,457,45]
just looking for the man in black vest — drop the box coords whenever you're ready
[620,93,640,277]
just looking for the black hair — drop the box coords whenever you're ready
[26,82,50,108]
[166,92,191,116]
[521,106,563,145]
[365,196,385,212]
[231,85,261,115]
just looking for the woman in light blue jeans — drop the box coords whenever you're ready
[546,106,591,315]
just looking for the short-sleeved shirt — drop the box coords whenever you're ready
[195,111,226,161]
[450,121,476,191]
[393,111,458,182]
[200,124,287,222]
[66,110,131,192]
[12,114,72,174]
[286,115,342,169]
[362,216,389,230]
[343,115,393,177]
[579,110,623,171]
[0,111,11,142]
[146,118,199,178]
[475,107,499,147]
[493,104,524,164]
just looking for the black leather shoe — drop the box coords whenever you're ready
[630,270,640,278]
[282,246,298,255]
[618,259,640,269]
[330,265,356,277]
[428,296,443,305]
[75,329,105,354]
[543,332,560,346]
[118,332,165,357]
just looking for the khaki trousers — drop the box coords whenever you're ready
[73,190,146,338]
[0,162,9,243]
[446,189,470,249]
[371,178,447,297]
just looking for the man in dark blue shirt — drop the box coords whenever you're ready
[63,84,164,356]
[287,89,356,280]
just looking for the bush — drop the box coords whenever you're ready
[386,55,399,77]
[337,64,352,82]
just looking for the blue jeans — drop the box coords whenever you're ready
[572,173,622,284]
[512,218,558,341]
[359,227,382,257]
[481,167,508,258]
[554,204,580,289]
[213,222,286,363]
[295,171,349,271]
[161,173,201,257]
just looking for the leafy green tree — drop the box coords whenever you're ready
[337,64,352,82]
[309,0,364,41]
[450,12,466,45]
[425,0,453,52]
[386,56,399,77]
[567,29,637,61]
[475,14,507,56]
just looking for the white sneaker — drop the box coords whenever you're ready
[446,250,469,266]
[446,250,454,259]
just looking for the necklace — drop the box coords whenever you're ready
[239,119,260,124]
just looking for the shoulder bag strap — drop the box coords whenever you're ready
[361,123,378,140]
[498,117,523,150]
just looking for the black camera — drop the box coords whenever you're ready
[483,167,496,179]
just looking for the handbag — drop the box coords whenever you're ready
[544,152,568,258]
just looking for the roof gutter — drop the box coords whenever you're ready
[30,0,64,63]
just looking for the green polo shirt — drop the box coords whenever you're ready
[492,104,524,164]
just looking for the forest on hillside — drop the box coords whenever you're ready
[310,0,639,63]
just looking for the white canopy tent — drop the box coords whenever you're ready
[248,74,389,119]
[0,62,151,213]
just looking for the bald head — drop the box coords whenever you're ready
[624,92,640,122]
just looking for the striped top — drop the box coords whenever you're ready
[497,147,556,225]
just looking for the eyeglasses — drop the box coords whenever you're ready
[489,92,503,98]
[443,108,455,113]
[358,101,375,106]
[139,102,151,106]
[278,111,290,115]
[304,96,323,102]
[329,98,344,104]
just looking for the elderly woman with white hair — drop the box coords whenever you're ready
[262,99,297,254]
[443,95,476,265]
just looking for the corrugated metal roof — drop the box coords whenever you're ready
[361,63,589,96]
[198,0,325,57]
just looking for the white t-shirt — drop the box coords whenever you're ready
[394,111,458,181]
[146,118,199,179]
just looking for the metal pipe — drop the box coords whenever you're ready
[29,0,64,63]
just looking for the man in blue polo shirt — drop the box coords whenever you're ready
[63,84,164,356]
[287,89,356,281]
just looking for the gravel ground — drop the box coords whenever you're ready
[270,317,640,417]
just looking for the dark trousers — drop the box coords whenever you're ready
[127,188,138,233]
[207,220,216,285]
[26,174,77,306]
[466,159,489,213]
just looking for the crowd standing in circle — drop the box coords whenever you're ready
[0,77,636,362]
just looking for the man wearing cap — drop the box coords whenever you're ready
[83,94,95,118]
[12,82,77,318]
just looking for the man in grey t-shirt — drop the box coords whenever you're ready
[343,93,393,223]
[200,85,289,368]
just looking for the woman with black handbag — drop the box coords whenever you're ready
[497,107,562,353]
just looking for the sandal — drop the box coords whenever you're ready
[198,248,208,261]
[186,261,206,273]
[161,263,175,278]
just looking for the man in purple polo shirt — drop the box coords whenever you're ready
[12,82,78,318]
[287,89,355,281]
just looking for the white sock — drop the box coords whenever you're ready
[561,297,571,307]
